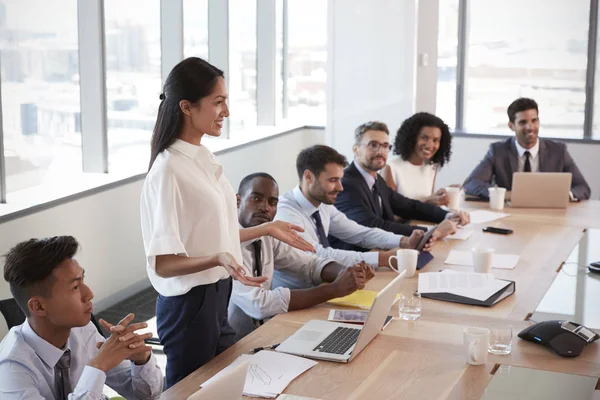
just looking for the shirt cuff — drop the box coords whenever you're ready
[311,259,333,285]
[131,353,158,380]
[384,234,402,250]
[569,191,577,201]
[146,235,187,257]
[73,366,106,397]
[362,252,379,267]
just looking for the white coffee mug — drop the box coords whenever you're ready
[472,247,494,273]
[446,187,462,210]
[488,187,506,211]
[464,327,490,365]
[389,249,419,278]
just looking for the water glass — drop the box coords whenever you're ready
[399,291,422,320]
[488,323,512,355]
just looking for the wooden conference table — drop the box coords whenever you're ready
[162,201,600,400]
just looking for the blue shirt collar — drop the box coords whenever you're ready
[22,319,70,369]
[292,185,319,216]
[353,160,377,190]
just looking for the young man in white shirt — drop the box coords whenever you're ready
[0,236,163,399]
[276,145,430,269]
[229,173,374,340]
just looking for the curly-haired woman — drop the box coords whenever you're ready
[381,112,455,206]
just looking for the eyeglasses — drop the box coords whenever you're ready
[361,141,392,153]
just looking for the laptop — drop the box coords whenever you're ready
[188,361,249,400]
[510,172,572,209]
[276,271,405,363]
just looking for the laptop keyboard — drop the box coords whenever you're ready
[313,326,361,355]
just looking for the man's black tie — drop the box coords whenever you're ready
[372,182,383,217]
[312,211,330,248]
[55,349,72,400]
[251,240,264,326]
[252,240,262,277]
[524,151,531,173]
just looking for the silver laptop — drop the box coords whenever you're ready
[511,172,572,209]
[276,271,405,363]
[188,360,249,400]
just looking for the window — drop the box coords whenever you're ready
[0,0,82,196]
[286,0,327,124]
[436,0,459,130]
[593,4,600,139]
[183,0,208,59]
[229,0,257,134]
[104,0,161,173]
[464,0,589,139]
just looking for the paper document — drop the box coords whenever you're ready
[328,290,401,309]
[201,351,317,398]
[418,271,510,301]
[468,210,510,224]
[446,229,475,240]
[444,250,520,269]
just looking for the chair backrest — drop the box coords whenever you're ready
[0,298,26,340]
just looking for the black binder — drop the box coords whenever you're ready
[421,279,515,307]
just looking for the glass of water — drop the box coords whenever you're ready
[399,291,422,320]
[488,323,512,355]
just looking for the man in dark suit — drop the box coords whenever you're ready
[464,97,591,200]
[333,121,469,249]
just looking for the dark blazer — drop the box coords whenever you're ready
[464,137,591,200]
[331,162,448,251]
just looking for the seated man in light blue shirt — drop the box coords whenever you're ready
[0,236,163,399]
[229,173,373,340]
[276,145,428,270]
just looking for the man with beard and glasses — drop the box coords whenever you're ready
[228,173,373,340]
[332,122,468,251]
[275,145,428,274]
[464,97,590,200]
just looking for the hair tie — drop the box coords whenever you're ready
[159,93,166,100]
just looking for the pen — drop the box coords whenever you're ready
[251,343,280,353]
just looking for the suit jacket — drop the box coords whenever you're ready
[331,162,448,250]
[463,137,591,200]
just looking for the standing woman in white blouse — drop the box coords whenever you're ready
[381,112,455,206]
[140,57,315,388]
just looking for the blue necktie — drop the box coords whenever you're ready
[312,211,330,248]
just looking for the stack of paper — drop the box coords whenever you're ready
[201,351,317,398]
[444,249,519,269]
[446,229,475,240]
[328,290,401,309]
[468,210,510,224]
[418,271,510,301]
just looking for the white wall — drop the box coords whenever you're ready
[326,0,419,160]
[0,128,324,311]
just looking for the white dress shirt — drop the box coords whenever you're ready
[514,139,540,173]
[275,186,402,267]
[354,161,382,209]
[140,139,242,296]
[385,157,437,200]
[0,320,162,399]
[228,235,333,338]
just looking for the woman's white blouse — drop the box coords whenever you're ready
[140,139,242,296]
[386,157,437,201]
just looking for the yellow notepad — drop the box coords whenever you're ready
[328,290,401,309]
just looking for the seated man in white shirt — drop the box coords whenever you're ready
[0,236,163,399]
[276,145,434,270]
[229,173,374,340]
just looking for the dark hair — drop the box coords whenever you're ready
[237,172,277,195]
[149,57,225,169]
[4,236,80,316]
[296,145,348,181]
[393,112,452,167]
[507,98,538,123]
[354,121,390,144]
